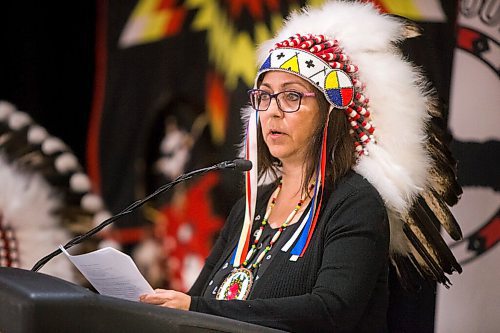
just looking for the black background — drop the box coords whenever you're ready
[0,1,96,165]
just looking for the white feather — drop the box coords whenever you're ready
[0,155,77,282]
[8,111,32,130]
[42,137,67,155]
[27,125,49,144]
[70,172,91,192]
[55,152,79,173]
[0,101,16,121]
[257,1,404,64]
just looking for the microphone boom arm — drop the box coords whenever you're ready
[30,160,241,272]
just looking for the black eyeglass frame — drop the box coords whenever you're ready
[247,89,316,113]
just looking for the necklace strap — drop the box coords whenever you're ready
[242,179,314,271]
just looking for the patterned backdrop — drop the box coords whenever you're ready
[1,0,498,332]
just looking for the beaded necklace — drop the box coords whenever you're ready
[216,179,314,301]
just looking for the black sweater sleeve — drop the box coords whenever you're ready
[189,188,389,333]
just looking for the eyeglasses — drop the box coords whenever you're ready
[247,89,316,113]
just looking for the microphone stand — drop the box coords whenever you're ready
[31,159,249,272]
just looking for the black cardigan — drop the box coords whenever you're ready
[188,171,389,333]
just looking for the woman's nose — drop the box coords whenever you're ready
[267,97,284,117]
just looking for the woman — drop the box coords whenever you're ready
[142,71,389,332]
[140,1,462,332]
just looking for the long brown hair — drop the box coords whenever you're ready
[257,85,355,195]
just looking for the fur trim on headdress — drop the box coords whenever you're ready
[242,0,462,288]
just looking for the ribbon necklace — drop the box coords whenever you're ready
[216,179,314,300]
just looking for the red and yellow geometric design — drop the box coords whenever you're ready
[119,0,186,48]
[367,0,446,22]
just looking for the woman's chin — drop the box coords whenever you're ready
[268,148,287,160]
[269,150,297,164]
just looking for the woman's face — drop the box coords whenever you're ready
[258,71,321,166]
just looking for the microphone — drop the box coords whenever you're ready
[31,159,252,272]
[216,159,252,171]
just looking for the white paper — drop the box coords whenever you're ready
[60,246,154,302]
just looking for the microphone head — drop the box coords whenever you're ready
[233,159,252,171]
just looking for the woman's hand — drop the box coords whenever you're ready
[139,289,191,310]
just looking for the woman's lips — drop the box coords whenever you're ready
[268,129,286,139]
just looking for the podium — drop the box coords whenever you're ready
[0,267,285,333]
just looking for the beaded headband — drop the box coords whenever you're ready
[256,33,375,157]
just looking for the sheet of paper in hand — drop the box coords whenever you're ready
[60,246,154,302]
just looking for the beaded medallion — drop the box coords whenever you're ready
[216,267,254,300]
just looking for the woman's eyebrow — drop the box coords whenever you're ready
[260,81,309,90]
[282,81,309,89]
[260,82,273,89]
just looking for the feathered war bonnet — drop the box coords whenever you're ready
[0,101,110,280]
[235,0,463,288]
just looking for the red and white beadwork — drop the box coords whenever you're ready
[0,216,20,268]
